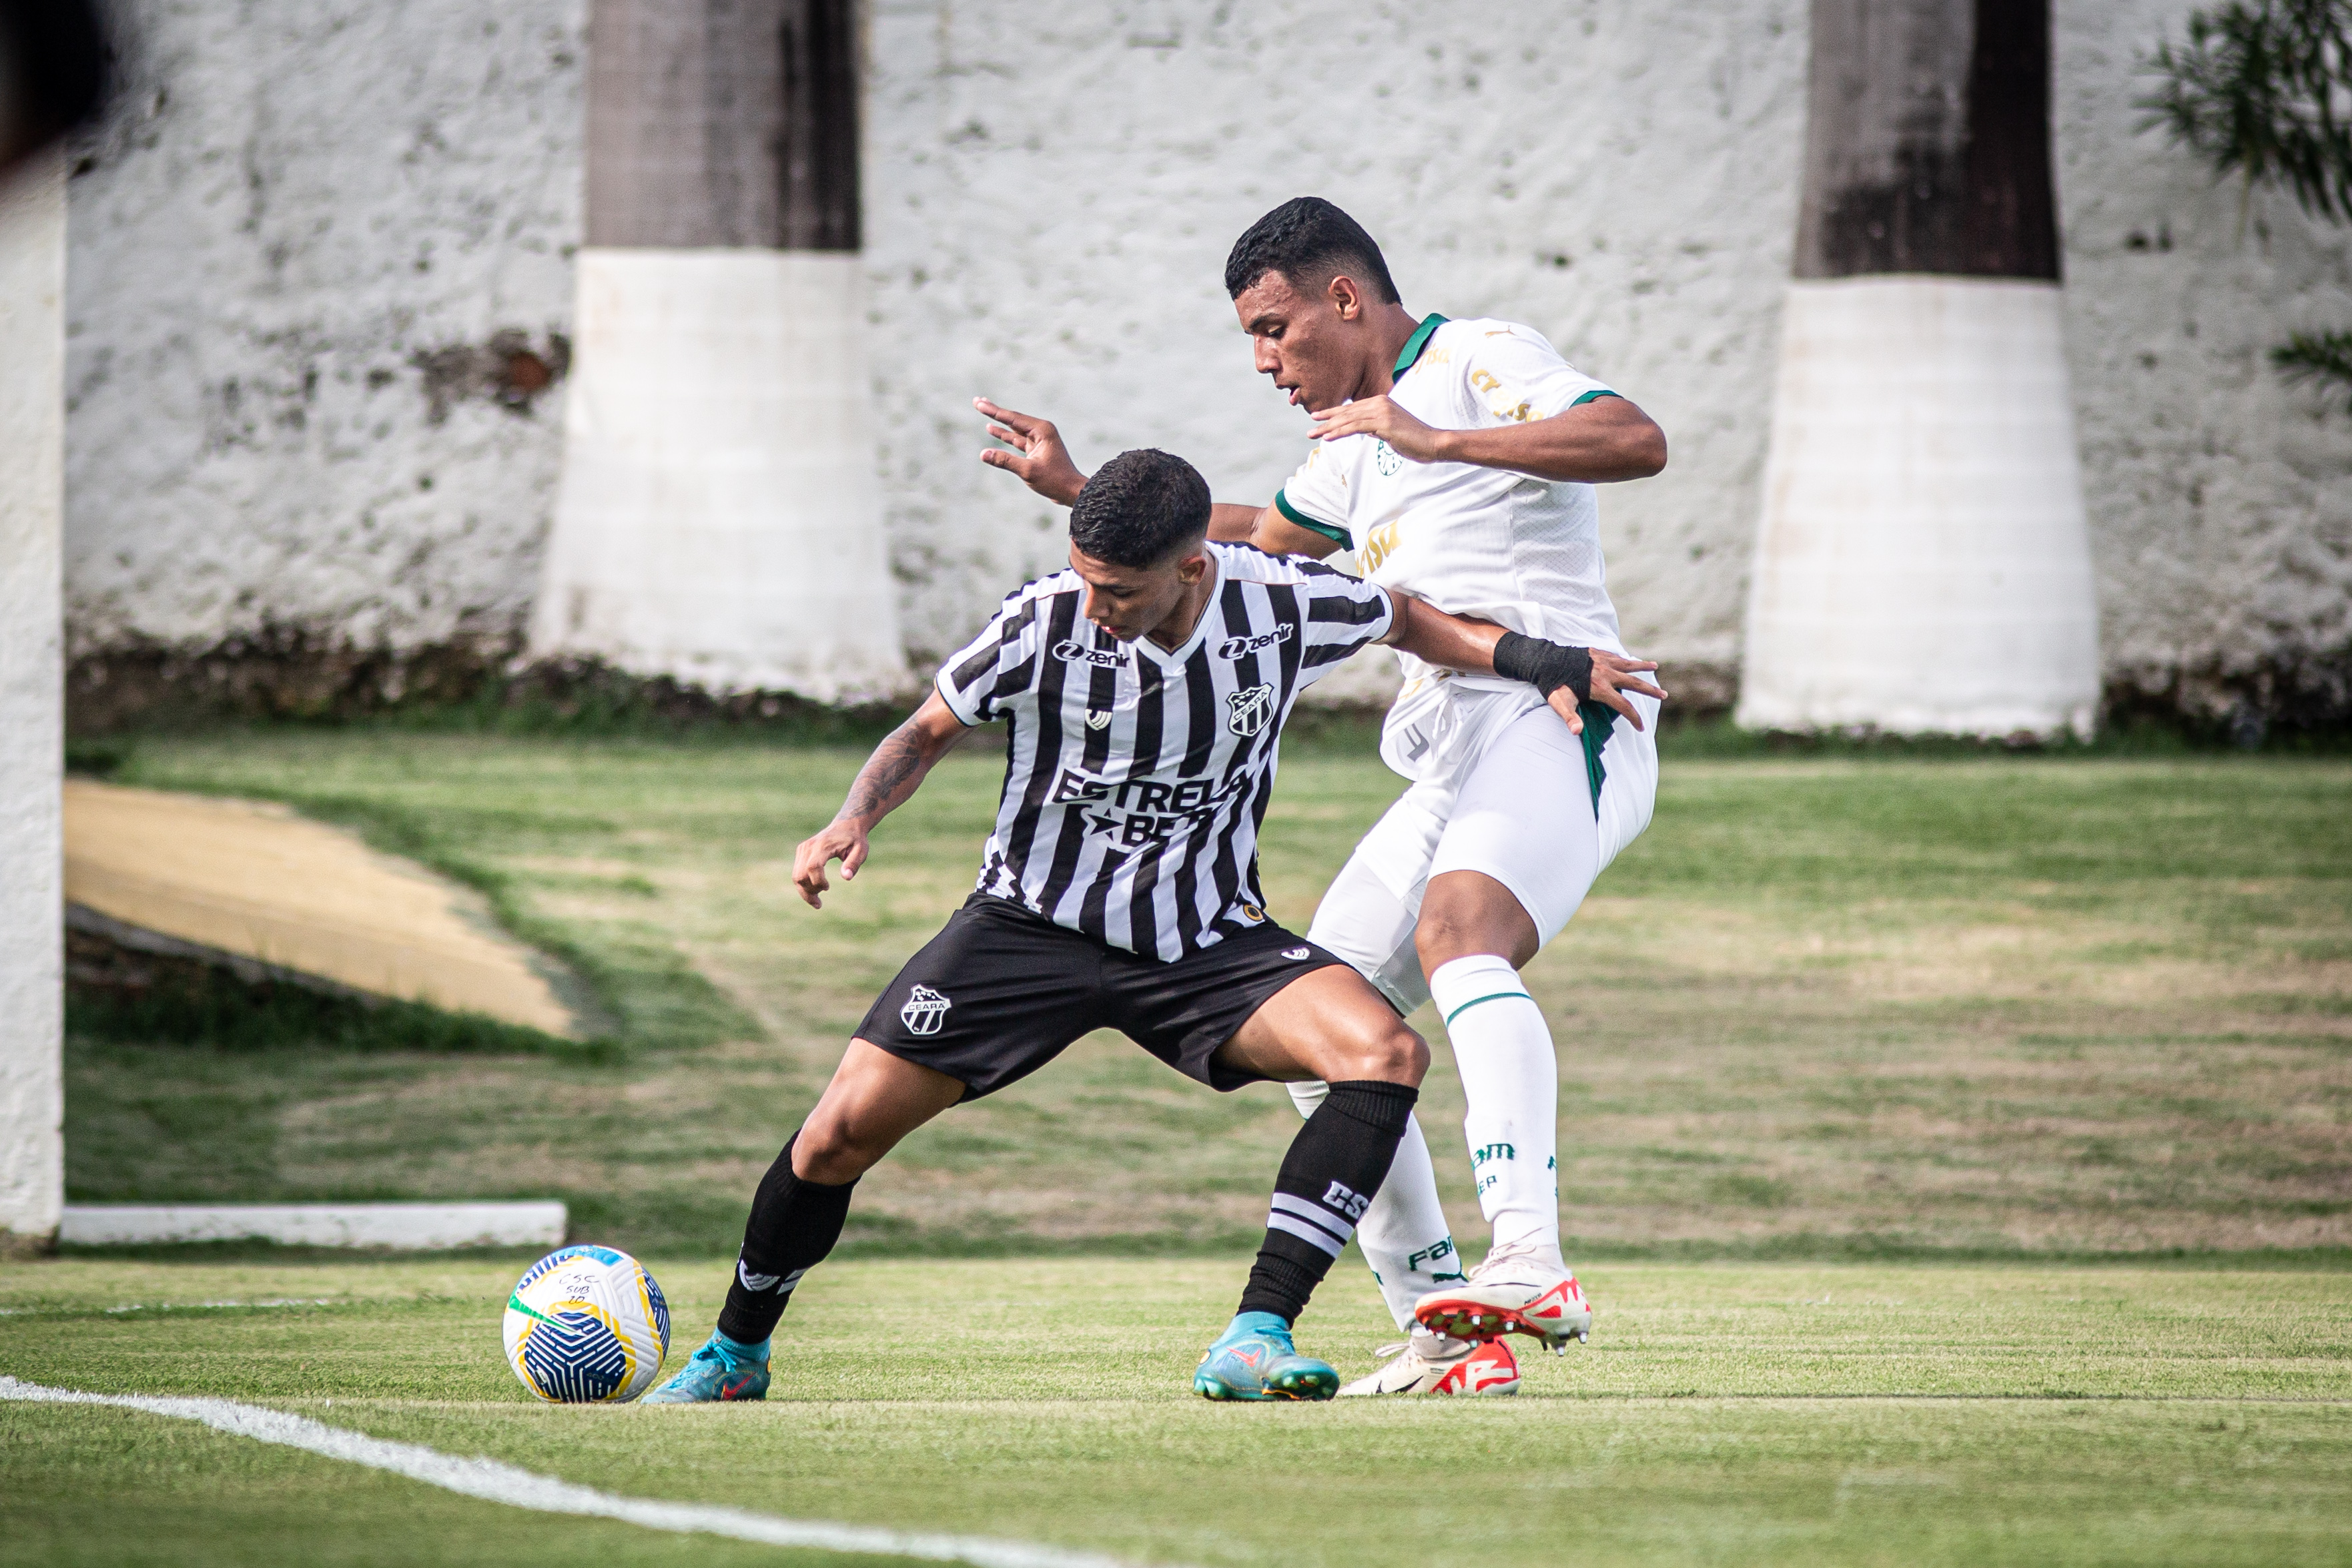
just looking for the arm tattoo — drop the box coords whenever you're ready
[837,719,932,824]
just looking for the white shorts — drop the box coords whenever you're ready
[1306,682,1660,1017]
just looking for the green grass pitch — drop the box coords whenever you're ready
[5,1254,2350,1566]
[18,731,2352,1561]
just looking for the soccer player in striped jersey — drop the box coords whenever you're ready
[977,198,1672,1397]
[646,448,1658,1405]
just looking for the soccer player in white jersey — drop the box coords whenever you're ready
[645,449,1651,1405]
[977,198,1670,1397]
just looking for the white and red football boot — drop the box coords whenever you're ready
[1411,1242,1593,1353]
[1337,1331,1520,1397]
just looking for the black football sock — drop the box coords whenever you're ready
[1236,1080,1420,1326]
[715,1132,858,1346]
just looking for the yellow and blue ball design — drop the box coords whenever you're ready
[502,1245,671,1403]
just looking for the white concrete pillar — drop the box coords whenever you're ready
[1737,276,2100,737]
[1740,0,2099,739]
[0,148,66,1255]
[530,249,905,699]
[530,0,905,702]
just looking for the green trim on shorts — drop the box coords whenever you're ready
[1579,700,1616,805]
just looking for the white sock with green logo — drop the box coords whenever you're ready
[1286,1082,1462,1330]
[1429,953,1562,1268]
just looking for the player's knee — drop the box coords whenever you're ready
[791,1112,883,1185]
[1353,1020,1428,1088]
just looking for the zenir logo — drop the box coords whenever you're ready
[1052,639,1123,669]
[1225,682,1274,737]
[1216,623,1295,660]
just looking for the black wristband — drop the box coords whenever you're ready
[1491,632,1593,703]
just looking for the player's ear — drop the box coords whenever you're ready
[1326,272,1360,321]
[1174,542,1210,584]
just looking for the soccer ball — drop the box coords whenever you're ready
[502,1245,671,1403]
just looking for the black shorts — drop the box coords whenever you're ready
[855,893,1349,1098]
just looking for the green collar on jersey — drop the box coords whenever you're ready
[1392,314,1447,380]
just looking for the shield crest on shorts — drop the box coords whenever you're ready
[899,984,951,1036]
[1226,683,1274,737]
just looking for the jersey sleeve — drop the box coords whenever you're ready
[1292,564,1395,687]
[1461,325,1618,426]
[1271,439,1355,550]
[933,588,1048,725]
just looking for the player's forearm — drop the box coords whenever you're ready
[834,696,965,827]
[1431,399,1667,484]
[1381,594,1506,675]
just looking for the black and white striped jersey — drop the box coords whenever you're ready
[934,542,1395,960]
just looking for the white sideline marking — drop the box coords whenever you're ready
[59,1202,568,1249]
[1,1378,1180,1568]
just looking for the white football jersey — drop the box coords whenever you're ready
[1272,314,1628,783]
[1273,314,1625,677]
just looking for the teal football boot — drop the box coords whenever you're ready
[1194,1311,1338,1401]
[641,1330,771,1403]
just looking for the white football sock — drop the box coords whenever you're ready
[1427,953,1561,1266]
[1286,1081,1463,1329]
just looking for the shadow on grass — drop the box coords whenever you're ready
[67,937,619,1064]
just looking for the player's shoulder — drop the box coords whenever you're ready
[1438,316,1565,361]
[980,568,1084,636]
[1210,540,1366,591]
[999,567,1084,609]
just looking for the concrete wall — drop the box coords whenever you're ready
[63,0,585,691]
[2057,1,2352,725]
[57,0,2352,725]
[0,152,66,1252]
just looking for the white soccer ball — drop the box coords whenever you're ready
[502,1245,671,1403]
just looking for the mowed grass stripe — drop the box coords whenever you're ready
[5,1258,2350,1565]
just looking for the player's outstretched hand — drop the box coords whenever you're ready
[1580,652,1667,733]
[975,398,1088,506]
[793,819,872,909]
[1308,395,1447,460]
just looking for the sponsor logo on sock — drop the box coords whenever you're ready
[1471,1142,1517,1167]
[900,984,951,1036]
[1322,1180,1370,1221]
[1407,1237,1458,1273]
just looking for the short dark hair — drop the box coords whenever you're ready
[1224,197,1400,304]
[1068,450,1212,567]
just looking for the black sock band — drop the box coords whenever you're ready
[715,1132,857,1345]
[1237,1080,1420,1324]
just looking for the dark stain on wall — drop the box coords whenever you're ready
[410,329,572,424]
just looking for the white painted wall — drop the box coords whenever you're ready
[63,0,586,660]
[0,151,66,1252]
[53,0,2352,717]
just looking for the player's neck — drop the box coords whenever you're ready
[1145,560,1217,653]
[1356,304,1425,399]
